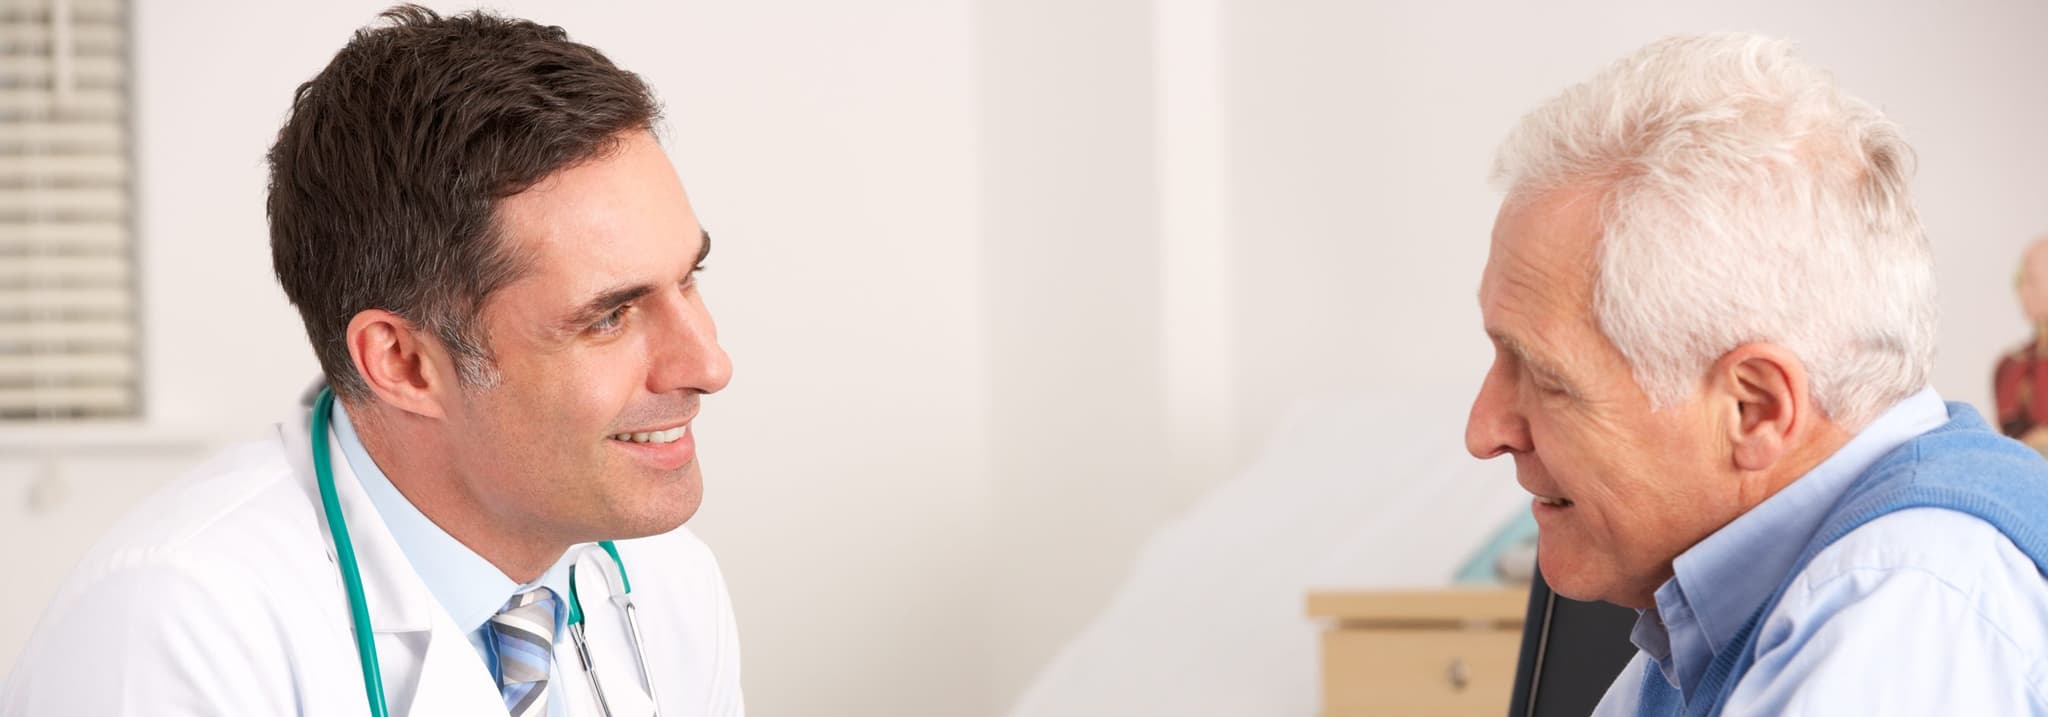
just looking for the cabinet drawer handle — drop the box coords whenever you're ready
[1447,657,1470,691]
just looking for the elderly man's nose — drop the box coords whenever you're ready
[1466,372,1528,459]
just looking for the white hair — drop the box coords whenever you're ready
[1492,33,1937,429]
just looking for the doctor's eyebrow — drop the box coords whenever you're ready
[563,284,656,331]
[557,229,715,331]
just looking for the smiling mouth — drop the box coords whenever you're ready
[1534,494,1574,508]
[608,425,688,444]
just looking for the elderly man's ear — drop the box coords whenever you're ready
[1712,343,1813,472]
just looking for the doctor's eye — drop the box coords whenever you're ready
[592,305,634,333]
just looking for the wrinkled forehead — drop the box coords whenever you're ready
[485,133,702,312]
[1481,186,1604,315]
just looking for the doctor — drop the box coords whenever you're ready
[1,5,742,716]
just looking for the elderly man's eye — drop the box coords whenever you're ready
[1527,370,1571,398]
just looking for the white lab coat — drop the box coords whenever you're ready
[0,402,744,716]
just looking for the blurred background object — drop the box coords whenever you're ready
[1006,387,1525,716]
[3,0,2046,714]
[1994,235,2048,453]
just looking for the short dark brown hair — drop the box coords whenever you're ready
[269,4,661,401]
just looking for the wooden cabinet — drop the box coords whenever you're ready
[1307,588,1528,716]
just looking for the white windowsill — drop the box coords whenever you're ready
[0,420,227,455]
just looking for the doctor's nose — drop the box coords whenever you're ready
[651,299,732,396]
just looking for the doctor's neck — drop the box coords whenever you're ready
[344,399,571,584]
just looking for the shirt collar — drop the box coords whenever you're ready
[1633,387,1950,696]
[331,402,573,637]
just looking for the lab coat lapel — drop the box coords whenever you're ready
[282,398,505,716]
[398,613,507,717]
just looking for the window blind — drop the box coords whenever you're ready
[0,0,135,420]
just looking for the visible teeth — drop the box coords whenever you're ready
[611,426,686,444]
[1536,495,1571,507]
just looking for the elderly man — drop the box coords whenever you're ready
[1466,34,2048,715]
[3,6,740,715]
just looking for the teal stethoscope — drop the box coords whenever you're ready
[310,387,663,717]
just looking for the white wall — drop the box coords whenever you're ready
[975,0,1182,705]
[4,1,2046,715]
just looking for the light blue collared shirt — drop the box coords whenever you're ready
[331,403,576,715]
[1594,388,2048,714]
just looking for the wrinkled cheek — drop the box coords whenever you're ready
[1540,507,1614,564]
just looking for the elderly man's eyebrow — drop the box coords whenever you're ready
[695,228,712,268]
[1488,329,1569,381]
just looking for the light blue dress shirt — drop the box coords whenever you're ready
[1593,388,2048,714]
[332,403,577,716]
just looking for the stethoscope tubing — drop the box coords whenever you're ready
[312,388,392,717]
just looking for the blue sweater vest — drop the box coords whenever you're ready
[1636,402,2048,716]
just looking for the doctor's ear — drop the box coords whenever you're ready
[1710,343,1810,473]
[344,309,456,420]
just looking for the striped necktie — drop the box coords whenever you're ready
[489,588,559,717]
